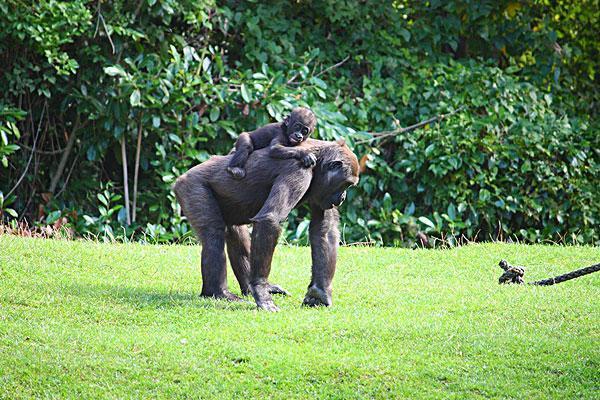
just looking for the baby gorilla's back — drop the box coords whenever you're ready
[226,107,317,180]
[226,122,283,180]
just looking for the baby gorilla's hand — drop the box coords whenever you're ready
[301,153,317,168]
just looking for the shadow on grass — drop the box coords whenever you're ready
[67,282,255,311]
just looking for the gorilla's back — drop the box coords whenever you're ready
[203,147,312,225]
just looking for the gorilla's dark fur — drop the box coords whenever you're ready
[173,139,359,311]
[226,107,317,179]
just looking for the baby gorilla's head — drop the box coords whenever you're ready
[283,107,317,145]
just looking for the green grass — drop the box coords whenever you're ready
[0,235,598,399]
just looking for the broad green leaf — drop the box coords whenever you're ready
[447,203,457,220]
[418,216,435,229]
[130,89,141,106]
[168,133,182,145]
[117,207,128,225]
[295,219,310,240]
[104,66,125,77]
[97,193,109,207]
[399,28,411,42]
[210,107,220,122]
[170,45,180,63]
[240,84,251,102]
[46,210,62,224]
[202,57,211,72]
[310,77,327,89]
[87,146,97,161]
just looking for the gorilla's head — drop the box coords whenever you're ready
[283,107,317,145]
[309,139,359,210]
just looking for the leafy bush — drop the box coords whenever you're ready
[345,61,597,245]
[0,0,598,245]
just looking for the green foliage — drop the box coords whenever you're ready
[345,61,598,245]
[0,107,24,169]
[0,0,598,245]
[0,191,18,219]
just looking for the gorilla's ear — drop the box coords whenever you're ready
[336,138,346,146]
[283,115,290,127]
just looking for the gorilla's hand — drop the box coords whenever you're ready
[302,285,332,307]
[301,153,317,168]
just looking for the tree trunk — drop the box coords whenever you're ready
[121,135,131,226]
[132,115,143,223]
[48,115,79,195]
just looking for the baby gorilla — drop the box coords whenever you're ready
[226,107,317,179]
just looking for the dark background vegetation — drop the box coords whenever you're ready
[0,0,598,246]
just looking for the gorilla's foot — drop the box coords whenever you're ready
[201,290,244,302]
[250,283,280,312]
[256,298,280,312]
[226,166,246,180]
[268,283,290,296]
[302,286,331,307]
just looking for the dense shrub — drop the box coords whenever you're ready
[346,61,598,245]
[0,0,598,245]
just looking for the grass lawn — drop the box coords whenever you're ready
[0,235,598,399]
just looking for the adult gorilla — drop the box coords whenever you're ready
[173,139,359,311]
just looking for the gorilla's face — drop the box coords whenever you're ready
[309,143,359,210]
[284,107,317,145]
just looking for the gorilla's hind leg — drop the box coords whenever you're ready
[176,180,241,301]
[198,226,242,301]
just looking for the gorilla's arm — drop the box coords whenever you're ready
[248,170,313,311]
[303,205,340,306]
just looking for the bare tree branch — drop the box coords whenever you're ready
[48,114,80,194]
[99,12,115,54]
[54,150,81,199]
[354,106,466,145]
[287,56,350,85]
[314,55,350,79]
[20,144,65,155]
[286,56,317,85]
[7,101,47,198]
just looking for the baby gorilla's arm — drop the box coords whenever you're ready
[269,136,316,168]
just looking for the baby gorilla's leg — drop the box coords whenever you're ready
[226,166,246,179]
[227,132,253,180]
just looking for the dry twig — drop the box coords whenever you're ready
[355,106,466,145]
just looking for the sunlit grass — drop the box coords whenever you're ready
[0,235,598,399]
